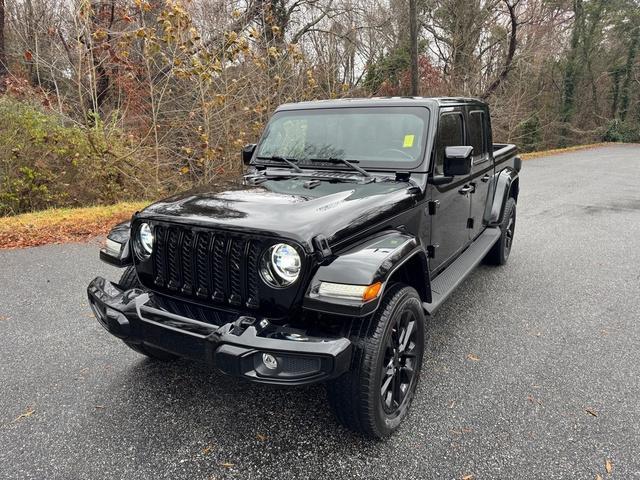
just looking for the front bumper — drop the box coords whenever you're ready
[87,277,352,385]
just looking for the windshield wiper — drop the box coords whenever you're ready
[256,155,302,173]
[307,157,372,178]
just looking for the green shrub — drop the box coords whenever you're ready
[516,115,542,153]
[602,119,640,143]
[0,98,142,216]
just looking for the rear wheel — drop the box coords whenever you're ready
[485,197,516,265]
[326,284,425,439]
[118,266,178,362]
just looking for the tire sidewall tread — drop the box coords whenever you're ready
[327,283,425,439]
[485,197,516,265]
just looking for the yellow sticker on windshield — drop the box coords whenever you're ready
[403,134,415,148]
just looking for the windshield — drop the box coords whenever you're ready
[255,106,430,170]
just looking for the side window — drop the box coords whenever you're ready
[435,113,464,175]
[468,111,487,161]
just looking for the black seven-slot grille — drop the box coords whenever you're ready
[152,224,262,309]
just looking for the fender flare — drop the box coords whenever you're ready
[486,167,519,226]
[303,230,431,317]
[100,221,133,267]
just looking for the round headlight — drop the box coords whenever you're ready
[135,223,154,259]
[260,243,301,287]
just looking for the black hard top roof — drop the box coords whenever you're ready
[275,96,487,111]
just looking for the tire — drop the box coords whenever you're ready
[485,197,516,266]
[326,284,425,439]
[118,266,178,362]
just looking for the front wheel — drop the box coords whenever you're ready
[326,284,425,439]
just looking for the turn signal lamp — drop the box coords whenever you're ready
[318,281,383,302]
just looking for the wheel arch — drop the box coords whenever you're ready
[486,167,519,227]
[509,176,520,202]
[385,250,430,304]
[303,231,431,318]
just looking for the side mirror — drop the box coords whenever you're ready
[443,146,473,176]
[242,144,257,165]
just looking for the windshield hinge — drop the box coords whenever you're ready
[427,200,440,215]
[312,235,332,261]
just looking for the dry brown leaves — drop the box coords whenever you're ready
[0,202,147,249]
[15,406,35,421]
[520,143,612,161]
[202,444,214,455]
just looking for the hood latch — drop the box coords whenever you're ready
[312,235,332,261]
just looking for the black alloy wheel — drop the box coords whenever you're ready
[504,209,515,259]
[326,283,425,439]
[380,309,420,416]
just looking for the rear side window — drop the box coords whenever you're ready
[469,110,487,160]
[435,113,464,174]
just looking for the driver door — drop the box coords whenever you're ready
[428,109,473,272]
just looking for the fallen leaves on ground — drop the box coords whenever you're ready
[221,462,234,469]
[585,408,598,417]
[527,395,543,406]
[595,474,602,480]
[462,474,474,480]
[0,202,147,249]
[520,143,612,160]
[605,458,613,474]
[202,444,214,455]
[466,353,480,361]
[15,406,35,421]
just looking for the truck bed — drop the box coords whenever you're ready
[493,143,518,164]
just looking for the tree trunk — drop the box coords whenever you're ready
[481,0,518,99]
[610,66,622,118]
[409,0,419,96]
[0,0,8,81]
[560,0,584,145]
[619,25,639,121]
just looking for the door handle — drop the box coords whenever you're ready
[481,174,491,183]
[458,185,473,194]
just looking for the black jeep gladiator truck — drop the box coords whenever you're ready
[88,97,520,438]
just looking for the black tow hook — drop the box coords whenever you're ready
[208,316,261,344]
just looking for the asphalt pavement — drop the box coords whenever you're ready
[1,144,639,479]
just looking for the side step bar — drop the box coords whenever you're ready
[423,227,501,315]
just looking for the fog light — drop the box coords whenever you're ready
[262,353,278,370]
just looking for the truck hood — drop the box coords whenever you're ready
[138,176,418,252]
